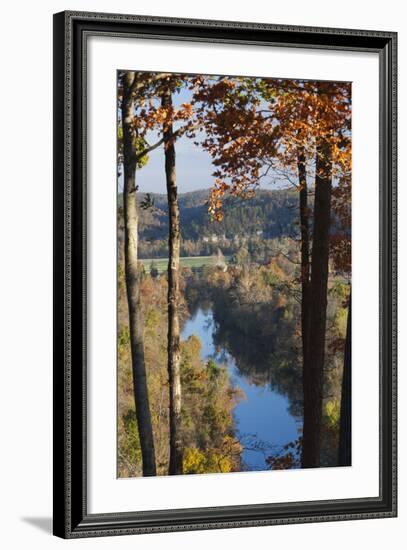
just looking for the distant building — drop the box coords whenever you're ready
[213,248,228,272]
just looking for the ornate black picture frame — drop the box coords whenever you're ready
[53,10,397,538]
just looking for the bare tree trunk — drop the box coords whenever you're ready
[301,138,332,468]
[162,89,183,475]
[339,294,352,466]
[122,71,156,476]
[298,148,311,370]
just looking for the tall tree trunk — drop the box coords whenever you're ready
[339,294,352,466]
[162,89,183,475]
[301,138,333,468]
[122,72,156,476]
[298,148,311,369]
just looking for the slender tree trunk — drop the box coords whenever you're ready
[339,294,352,466]
[122,72,156,476]
[301,138,332,468]
[162,89,183,475]
[298,148,311,369]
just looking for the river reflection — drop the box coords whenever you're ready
[181,307,302,471]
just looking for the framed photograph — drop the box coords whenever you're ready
[53,10,397,538]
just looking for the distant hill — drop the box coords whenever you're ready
[118,187,299,243]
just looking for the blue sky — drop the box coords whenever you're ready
[118,84,220,195]
[137,131,215,194]
[118,80,298,195]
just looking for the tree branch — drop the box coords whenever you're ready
[136,136,166,162]
[129,72,173,96]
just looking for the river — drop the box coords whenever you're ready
[181,307,302,472]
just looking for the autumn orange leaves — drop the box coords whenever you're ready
[119,70,352,473]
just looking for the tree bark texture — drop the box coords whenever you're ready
[339,294,352,466]
[301,138,333,468]
[298,148,311,370]
[122,71,157,476]
[162,89,183,475]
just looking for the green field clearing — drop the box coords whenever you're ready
[140,256,227,274]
